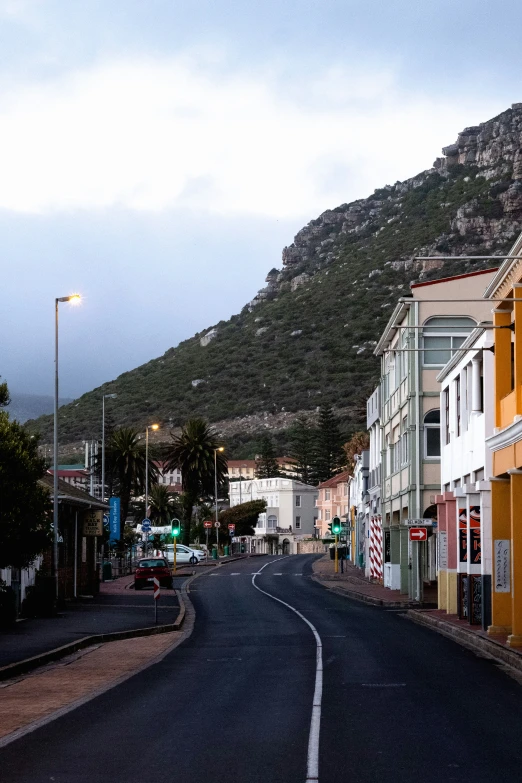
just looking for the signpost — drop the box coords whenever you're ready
[109,497,121,542]
[203,520,212,558]
[228,523,235,554]
[170,519,181,573]
[409,527,428,542]
[153,577,160,624]
[332,517,342,573]
[405,519,434,527]
[82,509,103,536]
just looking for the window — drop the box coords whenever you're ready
[325,489,331,501]
[295,516,301,529]
[317,509,322,520]
[456,375,461,437]
[295,495,301,507]
[169,476,173,485]
[444,387,450,444]
[267,515,277,529]
[401,416,409,464]
[422,317,476,366]
[392,425,400,472]
[343,484,348,496]
[424,409,441,458]
[325,510,331,521]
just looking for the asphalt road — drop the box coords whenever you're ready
[2,554,522,782]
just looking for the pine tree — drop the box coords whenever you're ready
[313,406,345,484]
[287,415,317,485]
[255,435,280,478]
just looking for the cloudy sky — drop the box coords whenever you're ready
[1,0,519,398]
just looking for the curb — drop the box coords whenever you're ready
[311,574,427,609]
[407,609,522,673]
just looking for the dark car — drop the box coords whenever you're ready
[134,558,172,590]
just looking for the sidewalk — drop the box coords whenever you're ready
[0,632,181,744]
[0,578,181,670]
[311,555,434,607]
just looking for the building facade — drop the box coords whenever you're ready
[483,231,522,647]
[374,268,497,599]
[348,452,369,570]
[229,477,318,554]
[436,327,494,628]
[315,471,349,540]
[367,387,383,581]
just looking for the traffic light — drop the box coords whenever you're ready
[332,516,342,535]
[171,519,181,537]
[327,523,334,536]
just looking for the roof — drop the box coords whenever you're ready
[483,229,522,297]
[410,267,499,289]
[317,470,350,489]
[57,464,85,470]
[41,472,109,509]
[48,469,87,478]
[227,460,256,468]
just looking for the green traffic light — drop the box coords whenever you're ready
[171,518,181,537]
[332,516,342,534]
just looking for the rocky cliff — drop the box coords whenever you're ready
[27,104,522,450]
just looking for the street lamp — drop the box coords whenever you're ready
[101,393,117,501]
[144,424,159,555]
[214,447,224,553]
[53,294,81,599]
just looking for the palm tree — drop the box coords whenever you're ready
[105,427,159,544]
[164,418,226,544]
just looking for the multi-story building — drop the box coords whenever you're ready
[436,326,494,628]
[348,452,369,570]
[226,460,256,482]
[374,268,497,599]
[48,465,88,490]
[155,462,182,492]
[315,471,349,539]
[229,477,318,554]
[483,231,522,647]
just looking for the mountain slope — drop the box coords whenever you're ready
[28,104,522,445]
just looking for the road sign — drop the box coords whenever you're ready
[214,521,221,528]
[103,513,110,528]
[409,528,428,541]
[228,524,235,532]
[153,577,160,600]
[405,518,434,526]
[203,521,213,529]
[142,518,151,532]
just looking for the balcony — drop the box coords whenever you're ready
[255,526,293,535]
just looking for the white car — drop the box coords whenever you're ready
[164,544,206,565]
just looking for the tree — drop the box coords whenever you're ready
[105,427,158,543]
[218,499,267,537]
[132,484,181,526]
[287,414,317,485]
[0,383,52,569]
[164,418,226,545]
[313,406,345,484]
[343,431,370,473]
[255,435,280,478]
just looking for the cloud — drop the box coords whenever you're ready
[0,54,505,220]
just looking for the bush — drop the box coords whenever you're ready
[21,575,57,618]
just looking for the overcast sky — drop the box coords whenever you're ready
[1,0,519,397]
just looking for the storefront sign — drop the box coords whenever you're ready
[438,531,448,570]
[470,506,481,565]
[82,509,103,536]
[459,508,467,563]
[494,540,510,592]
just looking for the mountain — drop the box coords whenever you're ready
[27,103,522,450]
[7,392,73,424]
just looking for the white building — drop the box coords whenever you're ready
[229,476,318,554]
[367,387,383,582]
[436,326,494,628]
[348,451,369,570]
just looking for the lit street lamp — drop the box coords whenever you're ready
[53,294,81,599]
[144,424,159,555]
[214,447,224,553]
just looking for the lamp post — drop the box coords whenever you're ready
[53,294,81,599]
[101,393,117,502]
[214,447,224,553]
[144,424,159,555]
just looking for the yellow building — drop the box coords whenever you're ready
[485,231,522,647]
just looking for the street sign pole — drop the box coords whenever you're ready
[206,527,209,557]
[335,533,339,574]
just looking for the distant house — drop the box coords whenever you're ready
[155,461,183,493]
[315,471,350,540]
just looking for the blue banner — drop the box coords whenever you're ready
[109,497,121,542]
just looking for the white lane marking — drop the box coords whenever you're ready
[252,558,322,783]
[230,573,241,576]
[294,573,303,576]
[273,573,283,576]
[210,573,221,576]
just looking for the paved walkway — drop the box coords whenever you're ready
[0,580,180,669]
[312,554,432,606]
[0,632,180,742]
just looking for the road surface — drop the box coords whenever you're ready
[1,554,522,782]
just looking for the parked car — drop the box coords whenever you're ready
[164,544,206,565]
[134,558,172,590]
